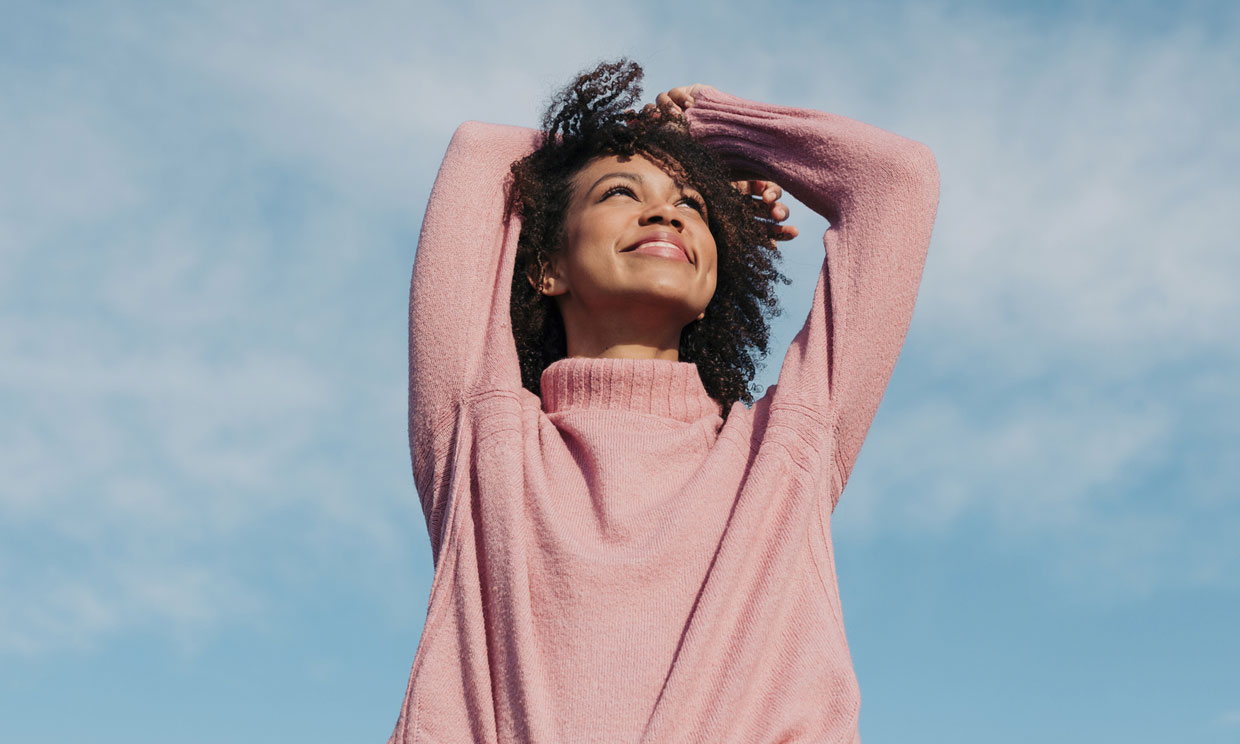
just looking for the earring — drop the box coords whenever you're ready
[537,263,551,295]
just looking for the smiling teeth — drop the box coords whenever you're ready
[639,241,680,250]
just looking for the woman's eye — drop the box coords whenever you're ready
[600,184,704,216]
[601,185,636,200]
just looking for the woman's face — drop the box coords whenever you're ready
[540,152,718,347]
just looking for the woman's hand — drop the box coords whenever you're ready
[734,179,800,241]
[655,84,711,116]
[649,85,799,241]
[635,84,710,131]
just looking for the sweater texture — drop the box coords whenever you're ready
[388,87,940,743]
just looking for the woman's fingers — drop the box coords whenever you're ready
[735,180,788,216]
[729,179,798,240]
[730,179,761,196]
[733,179,782,202]
[773,224,799,241]
[654,85,708,115]
[667,85,695,109]
[750,179,782,203]
[655,91,682,116]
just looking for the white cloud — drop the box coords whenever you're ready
[0,544,266,656]
[839,390,1172,530]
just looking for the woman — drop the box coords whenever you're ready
[390,59,940,743]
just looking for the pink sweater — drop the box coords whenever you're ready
[388,87,940,743]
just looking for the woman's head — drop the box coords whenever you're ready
[508,58,789,415]
[541,151,718,353]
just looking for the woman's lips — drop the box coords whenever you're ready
[627,240,690,262]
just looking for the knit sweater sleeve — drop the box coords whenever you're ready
[409,121,539,531]
[685,88,940,506]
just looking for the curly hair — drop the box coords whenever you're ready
[506,58,790,419]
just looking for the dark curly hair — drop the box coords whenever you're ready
[506,58,790,418]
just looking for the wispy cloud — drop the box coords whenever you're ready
[777,5,1240,598]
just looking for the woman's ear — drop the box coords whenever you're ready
[533,257,568,297]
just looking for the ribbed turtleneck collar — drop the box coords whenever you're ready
[539,356,722,423]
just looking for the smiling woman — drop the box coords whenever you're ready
[391,58,940,743]
[538,152,719,359]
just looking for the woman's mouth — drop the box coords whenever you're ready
[623,233,691,263]
[629,241,689,262]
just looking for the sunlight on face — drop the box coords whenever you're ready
[546,153,718,337]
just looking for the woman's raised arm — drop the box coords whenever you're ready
[409,121,539,511]
[683,87,941,508]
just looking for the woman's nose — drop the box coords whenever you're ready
[640,202,683,230]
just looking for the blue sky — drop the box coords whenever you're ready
[2,0,1237,742]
